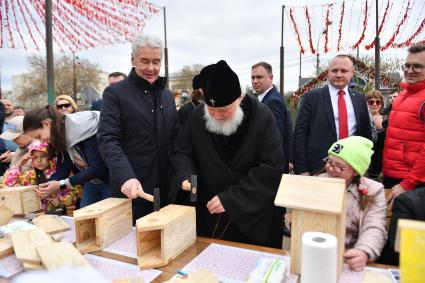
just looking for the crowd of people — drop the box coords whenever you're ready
[0,33,424,271]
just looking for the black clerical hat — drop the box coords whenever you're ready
[199,64,214,89]
[204,60,241,107]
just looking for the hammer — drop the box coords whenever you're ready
[137,187,161,211]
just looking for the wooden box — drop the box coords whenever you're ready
[0,186,42,215]
[73,198,132,253]
[274,174,346,277]
[136,204,196,269]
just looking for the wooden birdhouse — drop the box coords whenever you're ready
[0,185,42,215]
[274,174,346,277]
[73,198,132,253]
[136,204,196,269]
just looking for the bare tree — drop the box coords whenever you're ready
[171,64,204,91]
[16,55,102,107]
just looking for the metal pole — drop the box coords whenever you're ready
[73,51,77,101]
[316,53,320,77]
[46,0,55,104]
[163,6,169,90]
[280,5,285,96]
[357,46,360,59]
[299,51,302,83]
[374,0,381,90]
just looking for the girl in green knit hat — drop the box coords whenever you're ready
[323,136,387,272]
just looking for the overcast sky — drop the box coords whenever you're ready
[0,0,420,94]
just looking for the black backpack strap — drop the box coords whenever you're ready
[419,100,425,122]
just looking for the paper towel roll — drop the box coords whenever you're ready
[301,231,338,283]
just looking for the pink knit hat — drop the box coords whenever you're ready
[28,140,49,154]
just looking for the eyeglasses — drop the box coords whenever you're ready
[401,63,424,73]
[56,103,72,109]
[323,157,351,173]
[367,99,382,106]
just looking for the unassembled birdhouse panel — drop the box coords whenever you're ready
[0,186,41,215]
[274,174,346,277]
[136,204,196,269]
[73,198,132,253]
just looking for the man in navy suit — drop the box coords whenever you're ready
[293,55,372,175]
[252,62,293,173]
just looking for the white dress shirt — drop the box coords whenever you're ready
[328,84,357,140]
[256,86,274,102]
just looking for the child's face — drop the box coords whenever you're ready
[31,150,50,171]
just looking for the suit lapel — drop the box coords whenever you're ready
[261,86,276,103]
[348,88,360,126]
[322,86,337,135]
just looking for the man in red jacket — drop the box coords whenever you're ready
[384,43,425,204]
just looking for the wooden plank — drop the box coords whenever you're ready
[10,228,54,264]
[274,174,345,215]
[0,204,14,225]
[21,188,42,214]
[0,237,14,259]
[22,262,44,269]
[113,278,145,283]
[32,214,70,234]
[36,241,90,270]
[74,198,131,220]
[136,205,195,231]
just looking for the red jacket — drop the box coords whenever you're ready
[383,81,425,190]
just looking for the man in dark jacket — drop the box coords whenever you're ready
[97,34,179,221]
[170,60,285,248]
[251,61,293,173]
[293,55,372,175]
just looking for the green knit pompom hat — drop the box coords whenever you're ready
[328,136,374,176]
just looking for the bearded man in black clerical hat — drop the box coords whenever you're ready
[170,60,285,248]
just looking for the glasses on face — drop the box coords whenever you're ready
[323,157,351,174]
[56,103,72,109]
[367,99,382,106]
[401,63,424,73]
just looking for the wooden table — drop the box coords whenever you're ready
[95,236,289,282]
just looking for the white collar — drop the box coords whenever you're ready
[256,86,274,102]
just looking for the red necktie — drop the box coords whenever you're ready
[338,90,348,139]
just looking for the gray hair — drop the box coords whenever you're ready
[131,33,163,57]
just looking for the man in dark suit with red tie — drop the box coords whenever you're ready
[293,55,372,176]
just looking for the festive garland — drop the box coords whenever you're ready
[392,17,425,48]
[337,1,345,51]
[16,0,40,50]
[365,0,390,50]
[324,4,333,53]
[381,0,411,51]
[352,0,369,49]
[292,56,399,100]
[0,0,159,50]
[289,8,305,54]
[305,7,316,54]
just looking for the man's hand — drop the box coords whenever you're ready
[343,249,368,271]
[121,178,145,199]
[300,172,310,176]
[386,183,407,206]
[36,181,60,198]
[181,179,191,191]
[207,196,225,214]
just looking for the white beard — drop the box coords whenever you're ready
[203,104,244,136]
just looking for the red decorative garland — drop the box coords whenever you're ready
[324,4,333,53]
[16,0,40,50]
[337,1,345,51]
[381,0,411,51]
[11,0,28,50]
[289,8,305,54]
[4,0,15,48]
[352,0,369,49]
[365,0,390,50]
[392,12,425,48]
[305,7,315,54]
